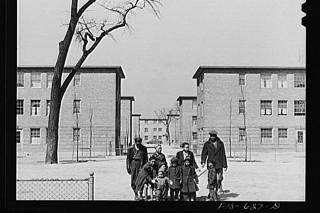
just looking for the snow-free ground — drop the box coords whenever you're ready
[16,145,305,201]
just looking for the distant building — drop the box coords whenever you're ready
[120,96,135,154]
[131,114,141,144]
[193,66,306,153]
[16,66,125,156]
[140,118,167,144]
[176,96,198,149]
[167,113,180,146]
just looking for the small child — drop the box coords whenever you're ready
[153,168,170,201]
[168,157,182,201]
[180,156,199,201]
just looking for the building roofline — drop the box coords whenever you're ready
[167,114,180,117]
[17,66,126,79]
[121,96,135,101]
[192,66,306,79]
[176,96,197,101]
[132,114,141,117]
[140,118,167,121]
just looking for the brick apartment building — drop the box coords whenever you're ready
[193,66,306,153]
[139,118,167,144]
[16,66,125,156]
[176,96,198,150]
[120,96,134,154]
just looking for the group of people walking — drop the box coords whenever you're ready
[126,130,228,201]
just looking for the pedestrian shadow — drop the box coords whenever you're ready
[196,190,239,201]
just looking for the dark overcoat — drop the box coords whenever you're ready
[151,152,167,172]
[167,165,182,189]
[180,165,199,193]
[126,144,148,173]
[134,162,155,193]
[176,150,199,169]
[200,137,228,169]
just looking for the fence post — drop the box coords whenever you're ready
[89,172,94,200]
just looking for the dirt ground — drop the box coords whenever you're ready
[16,145,305,201]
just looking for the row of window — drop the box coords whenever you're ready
[143,120,164,124]
[16,99,81,115]
[144,128,163,132]
[238,100,305,116]
[239,73,305,88]
[144,135,163,141]
[16,128,82,144]
[17,72,80,88]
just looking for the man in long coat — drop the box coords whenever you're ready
[126,137,148,200]
[201,130,228,201]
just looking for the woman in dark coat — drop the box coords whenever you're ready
[180,157,199,201]
[176,142,199,169]
[134,156,156,200]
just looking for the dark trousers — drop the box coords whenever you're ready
[208,167,223,190]
[169,188,180,201]
[181,192,196,201]
[131,160,142,193]
[155,188,168,201]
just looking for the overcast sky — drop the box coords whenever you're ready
[18,0,305,117]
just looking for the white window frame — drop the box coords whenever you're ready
[260,73,272,88]
[239,100,246,114]
[31,73,41,88]
[17,99,24,115]
[294,73,305,88]
[145,136,148,141]
[239,73,246,86]
[278,128,288,144]
[17,72,24,87]
[47,72,53,88]
[16,128,23,143]
[296,130,305,144]
[144,128,148,133]
[260,100,272,116]
[260,128,273,144]
[30,128,41,144]
[30,100,41,116]
[158,128,162,131]
[73,99,81,114]
[278,74,288,88]
[192,116,197,126]
[278,100,288,116]
[73,128,81,143]
[294,100,305,116]
[239,128,246,143]
[153,135,157,140]
[153,128,157,132]
[192,132,197,140]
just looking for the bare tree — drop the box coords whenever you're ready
[154,107,178,146]
[45,0,162,164]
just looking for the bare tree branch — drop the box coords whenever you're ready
[77,0,96,18]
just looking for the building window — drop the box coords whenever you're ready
[260,100,272,115]
[73,128,80,143]
[145,120,148,124]
[260,73,272,88]
[239,128,246,142]
[153,136,157,140]
[17,72,24,87]
[278,100,288,115]
[192,132,197,140]
[158,128,162,131]
[46,100,51,116]
[294,100,305,116]
[278,74,288,88]
[294,73,305,88]
[239,100,246,114]
[73,100,81,114]
[192,116,197,126]
[145,136,148,141]
[297,131,304,143]
[144,128,148,133]
[31,73,41,88]
[47,73,53,88]
[278,128,288,144]
[239,73,245,86]
[30,100,41,116]
[153,128,157,132]
[17,99,24,115]
[16,128,22,143]
[192,100,197,109]
[30,128,41,144]
[158,136,162,140]
[73,73,80,86]
[261,128,272,144]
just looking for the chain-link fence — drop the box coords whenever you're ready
[16,173,94,200]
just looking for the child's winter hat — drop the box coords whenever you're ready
[170,157,178,164]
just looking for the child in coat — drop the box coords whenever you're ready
[168,157,182,201]
[180,156,199,201]
[153,169,170,201]
[207,161,219,201]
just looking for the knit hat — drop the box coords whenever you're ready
[170,157,178,164]
[209,130,218,135]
